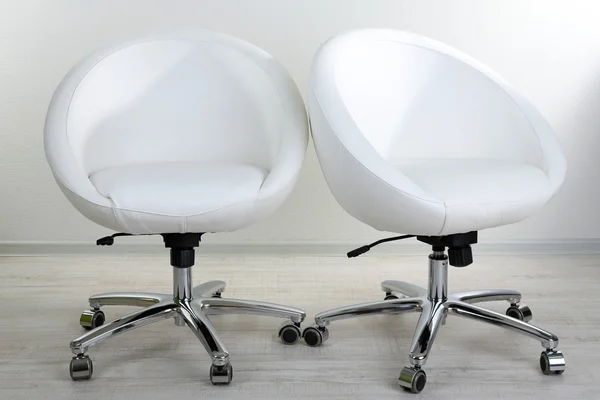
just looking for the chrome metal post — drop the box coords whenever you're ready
[427,251,448,301]
[173,267,193,326]
[173,266,193,301]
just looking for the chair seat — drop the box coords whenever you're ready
[397,158,549,206]
[90,161,268,217]
[395,158,551,234]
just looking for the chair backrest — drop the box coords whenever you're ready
[51,31,292,176]
[310,29,544,168]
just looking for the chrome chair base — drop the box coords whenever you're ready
[303,250,565,394]
[69,267,306,383]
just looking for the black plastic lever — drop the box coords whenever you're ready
[347,235,415,258]
[96,233,133,246]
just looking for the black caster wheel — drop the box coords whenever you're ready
[70,355,93,381]
[210,363,233,385]
[398,366,427,394]
[211,292,223,299]
[302,325,329,347]
[384,292,399,300]
[540,350,566,375]
[279,322,301,345]
[506,303,532,322]
[80,309,105,330]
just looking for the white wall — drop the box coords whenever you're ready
[1,0,600,246]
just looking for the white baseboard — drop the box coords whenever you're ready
[1,239,600,256]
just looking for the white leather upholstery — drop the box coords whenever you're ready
[90,162,268,233]
[45,31,308,234]
[309,29,566,236]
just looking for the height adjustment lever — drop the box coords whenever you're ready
[347,235,415,258]
[96,233,133,246]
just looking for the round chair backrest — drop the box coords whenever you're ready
[51,31,292,176]
[311,29,543,167]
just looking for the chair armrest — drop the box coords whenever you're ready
[257,76,309,202]
[44,65,112,208]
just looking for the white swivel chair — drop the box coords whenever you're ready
[44,31,309,384]
[303,29,567,393]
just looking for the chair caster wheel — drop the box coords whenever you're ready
[279,322,301,345]
[211,292,222,299]
[384,292,399,300]
[80,309,105,330]
[398,366,427,394]
[540,350,565,375]
[70,355,93,381]
[506,303,532,322]
[302,325,329,347]
[210,363,233,385]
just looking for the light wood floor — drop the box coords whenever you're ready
[0,254,598,399]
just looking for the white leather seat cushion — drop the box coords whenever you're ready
[396,158,551,234]
[89,161,267,231]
